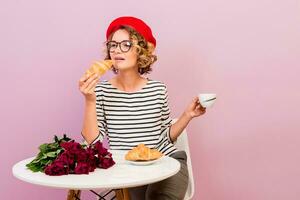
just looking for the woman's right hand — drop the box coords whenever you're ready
[78,72,100,102]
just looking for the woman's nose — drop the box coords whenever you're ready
[114,44,122,53]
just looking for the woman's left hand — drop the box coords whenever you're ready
[184,96,206,119]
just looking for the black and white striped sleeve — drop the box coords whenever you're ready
[94,85,107,142]
[161,85,175,143]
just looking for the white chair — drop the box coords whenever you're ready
[172,118,195,200]
[89,119,195,200]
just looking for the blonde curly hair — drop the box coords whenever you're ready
[103,26,157,75]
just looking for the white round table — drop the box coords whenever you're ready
[12,150,180,190]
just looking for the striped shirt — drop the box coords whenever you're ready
[89,79,178,156]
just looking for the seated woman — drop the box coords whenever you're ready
[79,16,206,200]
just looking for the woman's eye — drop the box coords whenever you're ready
[124,42,131,47]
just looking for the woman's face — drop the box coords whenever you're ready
[108,29,138,72]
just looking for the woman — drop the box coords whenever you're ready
[79,16,206,200]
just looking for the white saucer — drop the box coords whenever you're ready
[127,157,163,166]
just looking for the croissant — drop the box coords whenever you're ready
[125,144,163,161]
[85,60,113,77]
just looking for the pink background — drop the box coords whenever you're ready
[1,0,300,199]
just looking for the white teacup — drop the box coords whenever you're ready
[198,93,217,108]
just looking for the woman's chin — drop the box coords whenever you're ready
[115,65,135,71]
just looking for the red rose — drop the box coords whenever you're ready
[99,157,115,169]
[94,141,108,156]
[45,160,69,176]
[60,141,82,152]
[43,138,115,176]
[76,150,88,163]
[74,162,90,174]
[57,151,76,166]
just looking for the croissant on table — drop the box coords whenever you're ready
[85,60,113,77]
[125,144,163,161]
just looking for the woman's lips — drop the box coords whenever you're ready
[114,57,125,62]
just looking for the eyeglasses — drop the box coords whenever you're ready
[106,40,133,53]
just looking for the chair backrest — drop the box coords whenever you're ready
[172,118,195,200]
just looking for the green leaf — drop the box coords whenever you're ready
[41,154,48,159]
[38,143,48,153]
[27,134,75,173]
[37,152,43,158]
[26,162,42,172]
[27,157,41,165]
[31,159,41,164]
[45,160,53,166]
[47,143,58,150]
[41,159,49,165]
[56,149,63,154]
[31,166,42,172]
[26,162,34,168]
[46,152,57,158]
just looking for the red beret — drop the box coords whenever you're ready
[106,16,156,47]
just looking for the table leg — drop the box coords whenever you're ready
[115,189,130,200]
[89,189,109,200]
[67,190,81,200]
[66,188,130,200]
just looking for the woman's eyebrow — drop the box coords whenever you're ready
[110,39,131,42]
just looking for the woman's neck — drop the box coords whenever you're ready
[113,70,147,92]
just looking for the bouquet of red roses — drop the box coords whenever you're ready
[26,135,115,176]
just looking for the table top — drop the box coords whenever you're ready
[12,150,180,190]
